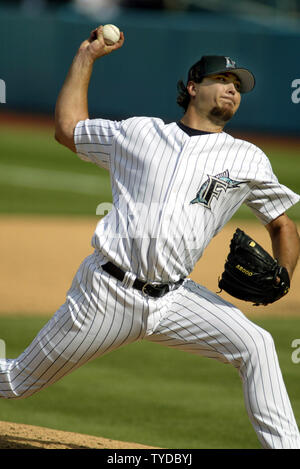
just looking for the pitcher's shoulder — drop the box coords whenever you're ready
[224,132,268,159]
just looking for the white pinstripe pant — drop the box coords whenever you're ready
[0,251,299,449]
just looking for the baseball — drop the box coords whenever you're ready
[102,24,120,45]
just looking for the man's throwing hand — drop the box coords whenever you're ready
[79,25,124,61]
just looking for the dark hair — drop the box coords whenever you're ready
[176,80,190,112]
[176,73,204,112]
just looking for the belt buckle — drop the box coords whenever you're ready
[142,282,152,296]
[142,282,168,297]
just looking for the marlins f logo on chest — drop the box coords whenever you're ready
[190,170,247,209]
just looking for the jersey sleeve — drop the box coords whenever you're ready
[74,118,122,170]
[245,150,300,224]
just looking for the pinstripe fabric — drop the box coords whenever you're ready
[1,267,299,448]
[145,280,300,449]
[74,117,300,282]
[0,117,299,449]
[0,252,148,398]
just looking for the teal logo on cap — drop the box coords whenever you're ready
[225,57,236,68]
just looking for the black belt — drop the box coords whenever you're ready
[102,262,184,298]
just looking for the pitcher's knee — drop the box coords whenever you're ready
[236,325,276,370]
[0,379,35,400]
[0,361,40,400]
[0,389,24,400]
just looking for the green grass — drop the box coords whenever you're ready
[237,143,300,220]
[0,126,112,215]
[259,145,300,195]
[0,315,299,449]
[0,125,299,219]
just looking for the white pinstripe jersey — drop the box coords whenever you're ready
[74,117,300,283]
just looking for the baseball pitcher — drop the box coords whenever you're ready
[0,26,299,449]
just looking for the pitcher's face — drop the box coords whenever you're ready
[187,72,241,125]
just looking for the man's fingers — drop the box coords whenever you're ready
[80,26,124,58]
[89,30,98,42]
[88,26,102,43]
[108,31,125,51]
[115,31,125,48]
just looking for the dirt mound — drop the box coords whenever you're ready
[0,420,157,449]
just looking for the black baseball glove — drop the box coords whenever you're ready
[218,228,290,306]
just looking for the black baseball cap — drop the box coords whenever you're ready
[188,55,255,93]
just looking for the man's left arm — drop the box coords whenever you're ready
[266,213,300,280]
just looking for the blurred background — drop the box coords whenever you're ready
[0,0,299,216]
[0,0,300,134]
[0,2,300,450]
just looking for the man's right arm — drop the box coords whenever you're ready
[54,26,124,153]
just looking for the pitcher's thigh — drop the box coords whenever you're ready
[146,280,274,367]
[0,256,144,399]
